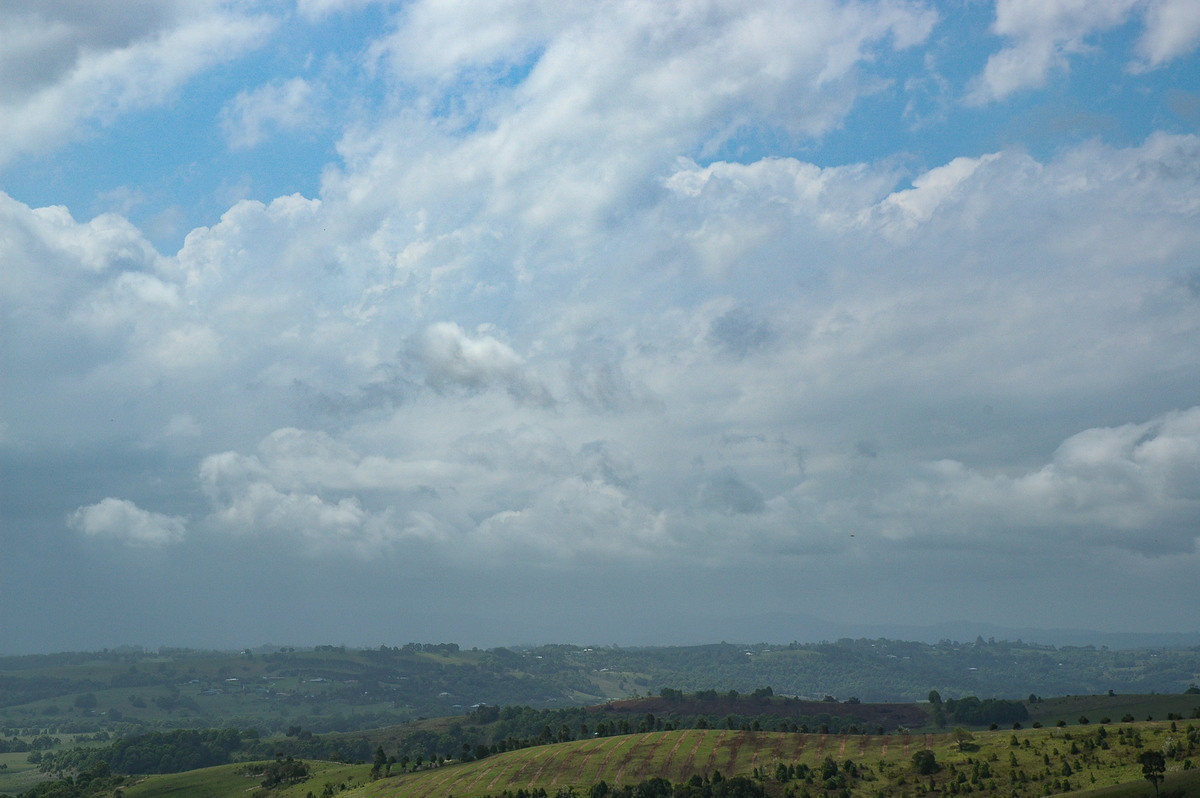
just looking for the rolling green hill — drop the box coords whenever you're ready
[106,720,1200,798]
[4,639,1200,798]
[3,640,1198,743]
[118,760,370,798]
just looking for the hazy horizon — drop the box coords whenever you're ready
[3,0,1200,656]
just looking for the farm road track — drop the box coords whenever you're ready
[529,741,573,787]
[678,730,707,777]
[659,730,690,774]
[723,730,746,775]
[630,732,670,782]
[489,744,553,794]
[568,738,614,785]
[698,730,729,776]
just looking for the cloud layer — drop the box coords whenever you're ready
[2,0,1200,650]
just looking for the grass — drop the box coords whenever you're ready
[0,751,54,795]
[1030,694,1200,727]
[5,713,1198,797]
[119,760,370,798]
[340,721,1199,798]
[1072,766,1200,797]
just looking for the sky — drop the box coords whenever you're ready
[2,0,1200,655]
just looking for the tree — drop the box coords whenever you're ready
[1139,750,1166,797]
[951,727,976,751]
[371,745,387,779]
[912,750,940,775]
[928,690,942,705]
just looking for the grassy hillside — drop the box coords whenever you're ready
[0,645,614,740]
[0,751,48,796]
[17,719,1200,798]
[3,641,1199,743]
[348,721,1198,798]
[1029,693,1200,726]
[120,760,370,798]
[1072,767,1200,796]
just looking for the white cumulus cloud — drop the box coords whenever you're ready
[414,322,553,406]
[68,498,186,547]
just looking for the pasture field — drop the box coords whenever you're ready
[345,722,1198,798]
[1030,693,1200,726]
[0,751,52,795]
[12,720,1200,798]
[1073,767,1200,796]
[120,760,370,798]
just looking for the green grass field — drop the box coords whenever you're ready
[1030,694,1200,727]
[19,720,1198,798]
[0,751,53,795]
[342,722,1197,798]
[1072,767,1200,796]
[120,760,370,798]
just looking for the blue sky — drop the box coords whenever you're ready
[2,0,1200,654]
